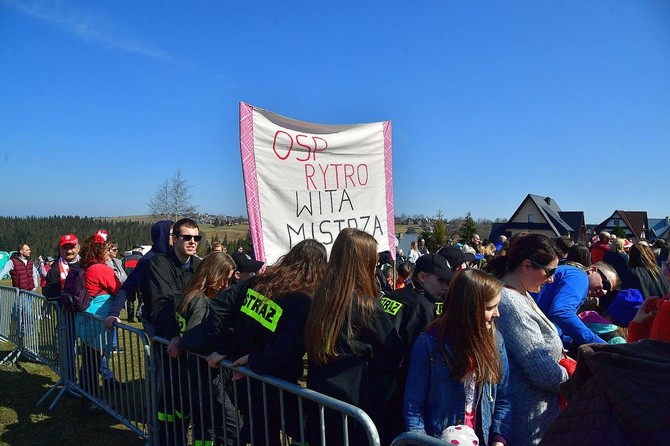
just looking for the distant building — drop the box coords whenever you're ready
[488,194,586,242]
[594,211,649,242]
[649,217,670,241]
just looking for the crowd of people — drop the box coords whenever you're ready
[4,223,670,445]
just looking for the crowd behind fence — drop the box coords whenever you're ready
[0,285,440,446]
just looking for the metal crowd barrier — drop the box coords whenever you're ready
[37,308,154,439]
[0,286,59,367]
[390,432,451,446]
[151,335,381,446]
[0,286,21,362]
[1,285,397,446]
[0,287,154,440]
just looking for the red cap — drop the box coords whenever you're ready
[94,229,108,244]
[59,234,79,247]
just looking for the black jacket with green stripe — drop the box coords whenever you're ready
[381,283,442,369]
[202,277,311,383]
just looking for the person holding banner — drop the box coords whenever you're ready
[304,228,403,446]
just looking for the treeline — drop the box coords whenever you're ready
[0,216,153,259]
[0,216,253,260]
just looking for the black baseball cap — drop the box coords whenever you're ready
[232,252,264,273]
[415,254,454,281]
[437,246,476,271]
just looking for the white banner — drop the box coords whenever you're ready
[240,102,395,265]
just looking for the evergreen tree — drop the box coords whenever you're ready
[432,210,447,250]
[611,226,626,239]
[458,212,479,244]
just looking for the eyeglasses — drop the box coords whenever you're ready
[176,234,202,242]
[596,268,612,292]
[529,259,557,277]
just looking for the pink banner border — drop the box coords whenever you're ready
[239,102,266,263]
[383,121,396,260]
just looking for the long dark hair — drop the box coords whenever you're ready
[253,239,327,300]
[428,269,503,383]
[304,228,379,364]
[505,233,559,273]
[566,243,591,268]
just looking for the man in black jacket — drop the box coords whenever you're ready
[381,254,453,440]
[144,217,201,444]
[145,218,201,352]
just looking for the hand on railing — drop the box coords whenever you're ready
[230,354,249,381]
[104,316,120,330]
[167,336,181,358]
[207,352,226,368]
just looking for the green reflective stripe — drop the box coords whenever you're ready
[176,313,186,335]
[240,288,283,332]
[157,412,174,422]
[380,297,402,316]
[434,302,443,316]
[193,441,214,446]
[174,410,188,420]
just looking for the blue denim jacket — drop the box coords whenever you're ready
[403,330,512,444]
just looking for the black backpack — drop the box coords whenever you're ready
[59,266,92,312]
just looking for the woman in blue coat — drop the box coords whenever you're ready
[404,268,511,445]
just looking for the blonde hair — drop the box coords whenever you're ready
[611,238,625,253]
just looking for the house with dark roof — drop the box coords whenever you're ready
[593,211,649,242]
[488,194,585,242]
[649,217,670,240]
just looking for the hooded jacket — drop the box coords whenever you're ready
[108,220,173,318]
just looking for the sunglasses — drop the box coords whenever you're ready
[176,234,202,242]
[596,268,612,292]
[109,248,118,252]
[529,259,557,277]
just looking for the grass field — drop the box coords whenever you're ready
[0,278,143,445]
[0,342,143,446]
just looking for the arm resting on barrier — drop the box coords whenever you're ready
[207,352,227,368]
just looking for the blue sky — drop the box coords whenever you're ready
[1,0,668,224]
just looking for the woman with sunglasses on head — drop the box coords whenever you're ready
[492,233,569,446]
[628,242,670,300]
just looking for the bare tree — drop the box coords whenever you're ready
[147,170,197,221]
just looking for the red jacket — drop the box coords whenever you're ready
[9,256,35,290]
[590,242,609,263]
